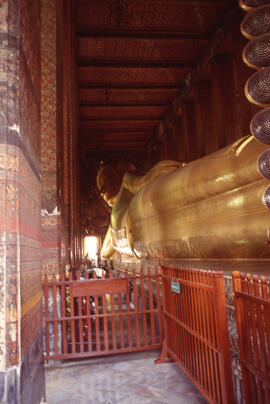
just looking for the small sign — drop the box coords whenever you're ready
[171,281,181,294]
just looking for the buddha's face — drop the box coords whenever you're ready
[97,167,121,207]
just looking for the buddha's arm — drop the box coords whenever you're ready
[122,160,185,195]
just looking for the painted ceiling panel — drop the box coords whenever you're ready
[78,37,207,62]
[79,105,169,120]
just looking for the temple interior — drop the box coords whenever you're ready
[0,0,269,403]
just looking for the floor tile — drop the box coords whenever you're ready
[45,351,208,404]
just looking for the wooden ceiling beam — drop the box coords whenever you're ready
[78,59,192,68]
[81,142,146,151]
[80,133,152,140]
[80,135,152,143]
[76,0,229,5]
[77,29,210,40]
[79,117,161,122]
[81,138,146,143]
[80,129,153,135]
[78,83,180,90]
[81,138,149,145]
[79,120,159,132]
[79,101,170,107]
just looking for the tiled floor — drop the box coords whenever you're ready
[45,350,208,404]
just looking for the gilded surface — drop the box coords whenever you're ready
[98,136,270,260]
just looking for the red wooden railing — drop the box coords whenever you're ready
[43,267,163,361]
[233,271,270,404]
[158,265,234,404]
[43,264,270,403]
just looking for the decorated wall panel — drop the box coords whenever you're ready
[54,0,81,266]
[19,0,42,371]
[0,0,45,403]
[40,0,63,277]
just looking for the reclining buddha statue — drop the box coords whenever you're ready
[97,135,270,260]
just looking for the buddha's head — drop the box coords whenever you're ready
[97,166,120,206]
[97,161,135,206]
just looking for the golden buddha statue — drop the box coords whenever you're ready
[97,136,270,260]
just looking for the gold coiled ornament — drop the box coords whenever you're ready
[241,0,270,234]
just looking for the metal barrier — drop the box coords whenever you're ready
[43,267,163,361]
[233,271,270,404]
[157,265,234,404]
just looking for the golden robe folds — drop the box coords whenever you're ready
[98,136,270,260]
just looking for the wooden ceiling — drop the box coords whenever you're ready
[76,0,235,153]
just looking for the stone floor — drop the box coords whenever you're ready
[45,350,208,404]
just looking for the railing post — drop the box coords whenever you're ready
[233,271,254,404]
[214,271,235,404]
[155,265,172,364]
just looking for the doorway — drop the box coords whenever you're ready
[84,235,99,267]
